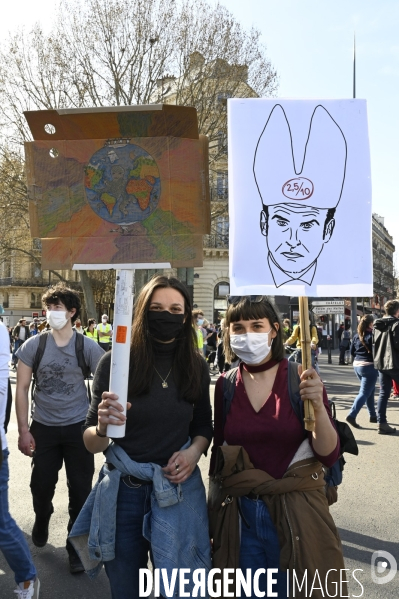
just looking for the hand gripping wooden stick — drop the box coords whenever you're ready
[298,296,315,432]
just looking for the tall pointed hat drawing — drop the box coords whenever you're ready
[253,104,347,209]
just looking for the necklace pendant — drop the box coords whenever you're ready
[162,381,168,389]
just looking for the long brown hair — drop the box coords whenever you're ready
[357,314,374,350]
[223,296,284,363]
[128,275,203,402]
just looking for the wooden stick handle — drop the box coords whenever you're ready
[298,296,315,432]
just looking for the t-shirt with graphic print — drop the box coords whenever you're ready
[16,331,104,426]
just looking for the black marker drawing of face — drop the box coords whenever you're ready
[253,103,346,287]
[260,203,335,276]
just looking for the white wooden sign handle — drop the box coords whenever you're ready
[107,269,135,438]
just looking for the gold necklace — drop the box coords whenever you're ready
[153,366,172,389]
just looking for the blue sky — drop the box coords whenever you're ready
[3,0,399,263]
[218,0,399,263]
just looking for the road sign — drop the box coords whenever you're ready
[312,306,345,314]
[312,300,344,307]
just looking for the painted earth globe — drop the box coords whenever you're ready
[84,142,161,225]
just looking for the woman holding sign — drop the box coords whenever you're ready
[209,295,345,598]
[71,276,213,599]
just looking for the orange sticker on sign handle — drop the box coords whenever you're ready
[116,326,128,344]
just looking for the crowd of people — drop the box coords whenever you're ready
[7,315,114,371]
[0,279,398,598]
[346,301,399,435]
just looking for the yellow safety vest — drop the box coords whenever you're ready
[98,323,112,343]
[85,329,99,342]
[196,328,203,349]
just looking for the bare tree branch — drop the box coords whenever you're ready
[0,0,278,301]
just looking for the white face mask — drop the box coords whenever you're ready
[46,310,69,331]
[230,330,273,365]
[102,318,108,323]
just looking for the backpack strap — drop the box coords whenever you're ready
[30,331,50,420]
[222,367,239,430]
[75,333,91,379]
[287,360,305,427]
[32,331,50,385]
[75,333,92,402]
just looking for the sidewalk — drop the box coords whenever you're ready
[3,353,398,598]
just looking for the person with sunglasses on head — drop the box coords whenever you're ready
[209,295,344,598]
[69,276,213,599]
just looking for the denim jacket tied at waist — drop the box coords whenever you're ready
[68,440,211,590]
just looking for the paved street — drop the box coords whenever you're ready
[1,351,399,597]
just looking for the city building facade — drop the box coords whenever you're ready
[371,213,396,313]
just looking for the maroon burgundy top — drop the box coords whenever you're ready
[211,358,340,479]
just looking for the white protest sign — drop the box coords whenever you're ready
[228,99,372,297]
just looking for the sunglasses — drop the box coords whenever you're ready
[227,295,264,305]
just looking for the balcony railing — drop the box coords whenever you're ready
[0,277,48,287]
[0,277,79,288]
[203,234,229,249]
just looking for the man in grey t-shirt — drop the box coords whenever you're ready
[15,284,104,574]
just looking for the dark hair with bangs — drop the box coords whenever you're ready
[128,275,203,402]
[42,283,81,323]
[224,296,284,363]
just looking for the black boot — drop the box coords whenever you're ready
[32,510,53,547]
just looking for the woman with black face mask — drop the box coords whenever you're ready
[77,276,213,598]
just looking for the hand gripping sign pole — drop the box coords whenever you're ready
[106,269,134,438]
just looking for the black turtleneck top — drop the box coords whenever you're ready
[85,339,213,465]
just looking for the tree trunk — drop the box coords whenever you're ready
[79,270,97,320]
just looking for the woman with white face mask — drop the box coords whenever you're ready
[209,296,344,598]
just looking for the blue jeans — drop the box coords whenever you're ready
[348,364,378,419]
[378,370,399,424]
[239,496,288,598]
[0,449,37,584]
[104,478,152,599]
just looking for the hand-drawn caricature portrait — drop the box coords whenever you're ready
[253,104,347,287]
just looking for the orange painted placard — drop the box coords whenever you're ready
[24,105,210,269]
[115,326,128,344]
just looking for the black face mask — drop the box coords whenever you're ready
[147,311,185,341]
